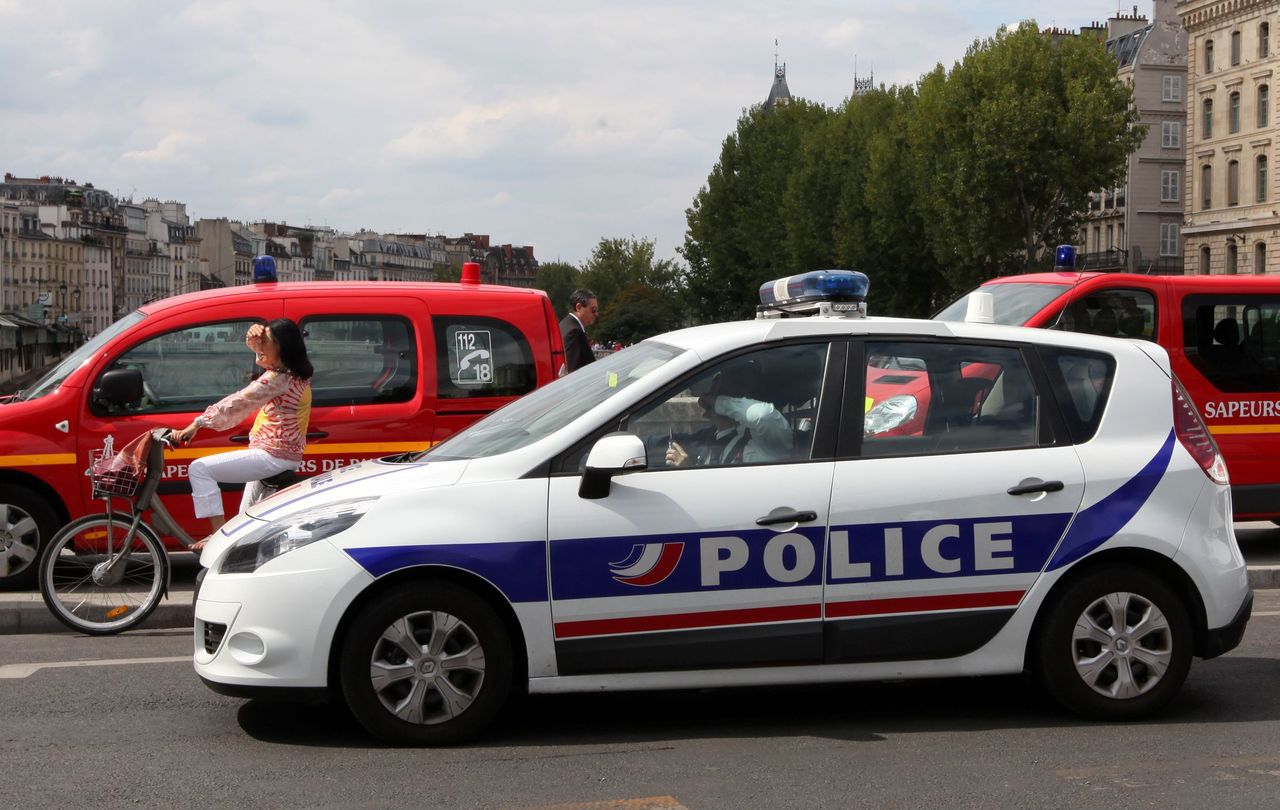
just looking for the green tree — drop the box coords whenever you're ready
[682,100,833,323]
[910,24,1144,282]
[535,260,581,319]
[578,237,686,340]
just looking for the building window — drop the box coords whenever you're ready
[1118,223,1125,249]
[1161,169,1181,201]
[1260,85,1270,127]
[1257,242,1268,274]
[1206,38,1215,73]
[1160,224,1180,257]
[1229,160,1241,205]
[1232,30,1242,65]
[1200,245,1211,274]
[1259,155,1269,202]
[1093,225,1101,252]
[1264,22,1272,58]
[1203,98,1214,138]
[1163,74,1182,101]
[1227,243,1239,274]
[1106,224,1114,249]
[1202,164,1213,209]
[1230,91,1241,133]
[1161,120,1182,148]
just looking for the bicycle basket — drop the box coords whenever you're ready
[87,432,152,498]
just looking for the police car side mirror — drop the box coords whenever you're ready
[579,433,647,500]
[94,368,144,407]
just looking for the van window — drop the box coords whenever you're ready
[97,319,261,415]
[933,283,1067,325]
[303,317,418,406]
[1182,295,1280,392]
[1053,289,1156,340]
[435,317,536,399]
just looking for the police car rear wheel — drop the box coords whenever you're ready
[1037,566,1192,720]
[339,582,513,745]
[0,485,58,592]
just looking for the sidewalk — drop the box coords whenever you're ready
[2,525,1277,635]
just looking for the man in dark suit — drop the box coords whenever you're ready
[560,288,599,373]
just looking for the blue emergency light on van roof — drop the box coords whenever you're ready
[1055,244,1077,270]
[253,255,278,283]
[758,269,870,308]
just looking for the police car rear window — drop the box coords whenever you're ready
[1038,347,1115,443]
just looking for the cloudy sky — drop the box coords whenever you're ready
[2,0,1141,266]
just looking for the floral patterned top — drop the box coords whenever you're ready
[194,369,312,462]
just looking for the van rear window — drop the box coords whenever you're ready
[435,317,536,399]
[1182,295,1280,392]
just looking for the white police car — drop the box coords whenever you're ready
[194,270,1252,744]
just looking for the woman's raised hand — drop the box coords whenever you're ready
[245,324,268,350]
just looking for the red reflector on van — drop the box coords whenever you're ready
[1172,377,1228,484]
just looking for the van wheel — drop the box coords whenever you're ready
[339,582,513,745]
[1036,566,1192,720]
[0,485,58,591]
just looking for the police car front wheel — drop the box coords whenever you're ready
[339,582,514,745]
[1036,566,1193,720]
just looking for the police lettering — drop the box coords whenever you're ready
[698,521,1016,586]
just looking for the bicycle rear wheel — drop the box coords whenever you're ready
[38,513,169,635]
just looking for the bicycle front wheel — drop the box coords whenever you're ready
[38,513,170,635]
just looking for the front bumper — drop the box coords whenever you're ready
[1202,589,1253,660]
[194,540,372,691]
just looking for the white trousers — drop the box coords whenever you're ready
[188,448,298,519]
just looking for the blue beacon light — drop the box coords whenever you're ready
[758,269,870,308]
[1054,244,1077,272]
[253,255,278,283]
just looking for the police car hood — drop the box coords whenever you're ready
[199,458,467,564]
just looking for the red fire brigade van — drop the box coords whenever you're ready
[934,269,1280,520]
[0,273,566,589]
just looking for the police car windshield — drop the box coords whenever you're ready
[421,342,684,461]
[19,312,147,401]
[933,283,1067,326]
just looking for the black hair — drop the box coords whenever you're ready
[266,318,313,380]
[568,289,597,311]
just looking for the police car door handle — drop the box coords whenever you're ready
[756,508,819,526]
[1006,478,1064,496]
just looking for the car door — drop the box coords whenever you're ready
[284,295,434,473]
[78,301,282,532]
[546,341,843,676]
[824,338,1086,664]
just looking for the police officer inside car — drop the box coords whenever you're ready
[665,364,792,466]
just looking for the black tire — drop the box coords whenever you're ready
[1036,565,1193,720]
[0,484,60,591]
[339,582,513,745]
[38,513,169,635]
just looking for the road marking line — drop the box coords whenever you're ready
[1253,611,1280,617]
[0,656,189,679]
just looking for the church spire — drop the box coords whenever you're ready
[764,40,792,110]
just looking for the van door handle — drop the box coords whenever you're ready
[1007,478,1064,496]
[231,431,328,444]
[756,508,819,526]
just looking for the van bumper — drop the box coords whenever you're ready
[1229,483,1280,519]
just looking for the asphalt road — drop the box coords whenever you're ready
[2,590,1279,810]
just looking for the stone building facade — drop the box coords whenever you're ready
[1180,0,1280,274]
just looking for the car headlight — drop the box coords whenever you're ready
[219,498,377,574]
[864,394,918,435]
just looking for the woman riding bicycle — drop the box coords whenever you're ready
[173,318,313,547]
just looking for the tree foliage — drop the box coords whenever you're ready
[580,237,686,342]
[535,260,581,319]
[679,23,1143,321]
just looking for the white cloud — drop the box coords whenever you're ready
[1,0,1132,265]
[119,132,202,165]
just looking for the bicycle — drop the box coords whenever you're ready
[37,428,297,635]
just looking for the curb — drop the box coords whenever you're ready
[3,569,1279,635]
[0,592,194,635]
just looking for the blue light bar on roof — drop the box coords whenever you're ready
[759,269,869,308]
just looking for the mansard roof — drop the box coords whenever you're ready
[764,63,791,110]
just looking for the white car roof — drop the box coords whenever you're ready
[649,315,1171,368]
